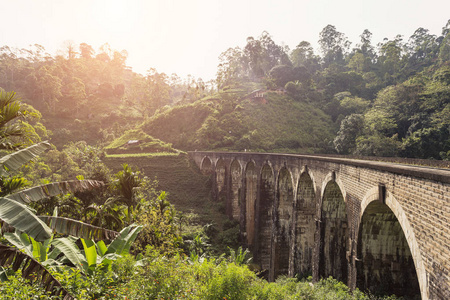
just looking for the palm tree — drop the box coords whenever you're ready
[87,197,124,230]
[109,163,145,224]
[0,90,41,150]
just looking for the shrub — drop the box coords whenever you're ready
[199,262,259,300]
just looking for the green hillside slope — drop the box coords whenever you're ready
[132,88,336,153]
[239,92,336,153]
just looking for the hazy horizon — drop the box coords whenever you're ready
[1,0,449,80]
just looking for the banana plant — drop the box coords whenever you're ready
[0,142,111,240]
[0,142,50,176]
[0,142,112,298]
[53,224,143,275]
[0,142,53,241]
[3,225,142,276]
[0,212,121,299]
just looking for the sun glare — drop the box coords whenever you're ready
[91,0,137,35]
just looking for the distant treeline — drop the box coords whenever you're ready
[1,20,449,159]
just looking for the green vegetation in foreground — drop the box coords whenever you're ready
[0,251,400,300]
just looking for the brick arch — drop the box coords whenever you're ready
[215,158,227,197]
[200,156,213,174]
[359,187,427,300]
[298,169,316,209]
[293,170,316,278]
[274,166,294,278]
[229,158,243,173]
[300,166,318,196]
[243,160,258,247]
[319,177,348,283]
[230,159,242,221]
[320,171,347,202]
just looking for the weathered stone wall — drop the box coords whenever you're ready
[292,172,316,278]
[215,159,227,203]
[319,181,348,282]
[230,160,242,221]
[274,167,293,278]
[255,164,274,276]
[244,161,257,247]
[357,201,420,297]
[190,151,450,300]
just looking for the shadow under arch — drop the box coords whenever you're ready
[319,177,348,283]
[230,159,242,221]
[200,156,213,174]
[358,187,426,299]
[293,171,316,279]
[243,160,257,248]
[255,163,275,277]
[274,166,294,279]
[215,158,227,202]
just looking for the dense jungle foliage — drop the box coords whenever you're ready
[0,20,448,299]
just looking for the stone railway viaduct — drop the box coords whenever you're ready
[188,151,450,300]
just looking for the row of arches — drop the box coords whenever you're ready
[201,156,422,298]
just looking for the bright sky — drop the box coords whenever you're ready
[1,0,449,81]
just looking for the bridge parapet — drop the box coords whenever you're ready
[189,151,450,300]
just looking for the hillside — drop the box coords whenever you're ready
[131,86,337,153]
[239,92,335,153]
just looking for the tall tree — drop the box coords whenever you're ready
[290,41,320,74]
[79,43,94,59]
[216,47,244,88]
[318,25,351,67]
[377,35,406,84]
[144,68,171,115]
[405,28,439,74]
[438,20,450,64]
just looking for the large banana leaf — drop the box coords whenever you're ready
[52,237,88,274]
[7,179,105,205]
[3,231,53,263]
[0,141,51,176]
[3,231,34,257]
[81,238,97,268]
[0,243,73,299]
[0,197,52,242]
[39,216,119,241]
[106,225,143,255]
